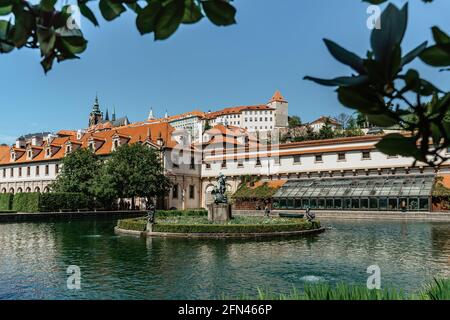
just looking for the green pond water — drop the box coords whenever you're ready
[0,218,449,299]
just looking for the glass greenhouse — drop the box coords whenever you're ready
[272,174,435,211]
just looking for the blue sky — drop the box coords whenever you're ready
[0,0,449,144]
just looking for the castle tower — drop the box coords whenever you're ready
[89,95,103,127]
[267,90,288,128]
[112,107,116,122]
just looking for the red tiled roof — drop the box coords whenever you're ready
[269,90,286,103]
[204,105,274,120]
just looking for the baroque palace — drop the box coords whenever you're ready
[1,91,450,212]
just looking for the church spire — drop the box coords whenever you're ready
[105,108,109,121]
[148,107,155,120]
[112,106,116,122]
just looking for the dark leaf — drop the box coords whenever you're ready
[420,44,450,67]
[401,41,427,66]
[0,4,12,16]
[0,19,14,53]
[40,0,57,12]
[323,39,365,74]
[136,2,162,35]
[183,0,203,24]
[202,0,236,26]
[154,0,185,40]
[370,3,408,63]
[11,9,34,48]
[337,86,384,113]
[99,0,126,21]
[375,133,423,160]
[79,2,99,26]
[432,26,450,44]
[303,75,368,87]
[37,27,56,56]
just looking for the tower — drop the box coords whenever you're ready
[89,95,103,127]
[148,107,155,120]
[112,107,116,122]
[267,90,288,128]
[105,108,110,121]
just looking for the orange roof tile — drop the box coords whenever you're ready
[204,105,274,120]
[269,90,286,103]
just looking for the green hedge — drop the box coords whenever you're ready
[117,218,147,232]
[156,209,207,217]
[0,193,13,211]
[117,216,321,234]
[153,221,320,233]
[12,193,41,212]
[39,193,91,212]
[10,192,91,212]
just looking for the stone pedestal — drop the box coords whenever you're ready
[208,203,232,222]
[146,222,154,232]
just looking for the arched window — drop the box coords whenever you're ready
[34,186,41,193]
[25,187,31,193]
[43,187,50,193]
[17,187,23,193]
[8,188,14,194]
[1,188,6,194]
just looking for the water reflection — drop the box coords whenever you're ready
[0,219,449,299]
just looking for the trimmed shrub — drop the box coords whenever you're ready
[117,218,147,232]
[156,209,207,217]
[11,192,91,212]
[153,221,319,234]
[12,193,41,213]
[0,193,13,211]
[39,193,91,212]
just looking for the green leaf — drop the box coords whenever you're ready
[60,35,88,54]
[366,113,398,127]
[40,0,57,12]
[337,86,384,113]
[0,4,12,15]
[136,2,162,35]
[154,0,185,40]
[323,39,365,73]
[41,53,55,73]
[11,9,34,48]
[432,26,450,45]
[370,3,408,63]
[79,2,99,26]
[183,0,203,24]
[202,0,236,26]
[401,41,427,66]
[99,0,126,21]
[375,133,422,159]
[303,75,368,87]
[37,27,56,56]
[420,44,450,67]
[0,19,14,53]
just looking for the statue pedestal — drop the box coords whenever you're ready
[207,203,232,222]
[146,222,154,232]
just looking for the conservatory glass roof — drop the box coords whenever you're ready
[273,174,435,199]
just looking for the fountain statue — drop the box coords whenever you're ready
[208,173,232,221]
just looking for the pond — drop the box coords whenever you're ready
[0,218,449,299]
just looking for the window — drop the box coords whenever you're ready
[45,165,49,175]
[315,154,323,162]
[221,160,227,168]
[55,164,59,174]
[10,168,13,177]
[172,185,179,199]
[338,153,346,161]
[189,185,195,199]
[293,155,301,164]
[2,169,5,178]
[46,149,51,157]
[36,166,40,176]
[27,167,30,176]
[205,163,211,169]
[190,157,195,170]
[255,158,262,166]
[237,160,244,167]
[18,167,22,177]
[362,151,371,160]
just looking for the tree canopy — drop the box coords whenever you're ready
[0,0,237,72]
[305,1,450,166]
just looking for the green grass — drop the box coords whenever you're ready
[117,215,321,234]
[225,278,450,300]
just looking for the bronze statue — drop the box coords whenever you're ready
[147,203,156,224]
[211,173,228,204]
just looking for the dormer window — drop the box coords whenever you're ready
[10,152,16,162]
[45,148,51,158]
[112,139,120,150]
[27,150,32,159]
[89,141,95,151]
[65,145,72,154]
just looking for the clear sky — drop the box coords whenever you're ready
[0,0,449,144]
